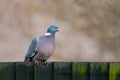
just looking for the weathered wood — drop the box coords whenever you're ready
[54,62,72,80]
[110,62,120,80]
[0,62,15,80]
[72,62,90,80]
[16,62,34,80]
[90,62,109,80]
[1,62,120,80]
[34,62,53,80]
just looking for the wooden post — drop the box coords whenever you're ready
[34,63,53,80]
[0,62,15,80]
[54,62,72,80]
[110,62,120,80]
[72,62,90,80]
[90,62,109,80]
[16,62,34,80]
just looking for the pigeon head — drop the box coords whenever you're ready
[47,25,60,35]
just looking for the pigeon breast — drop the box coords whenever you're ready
[33,35,55,61]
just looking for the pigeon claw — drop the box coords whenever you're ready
[45,61,51,66]
[34,60,41,66]
[33,60,51,66]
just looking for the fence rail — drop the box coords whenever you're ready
[0,62,119,80]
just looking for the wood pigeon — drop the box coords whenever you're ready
[24,25,60,64]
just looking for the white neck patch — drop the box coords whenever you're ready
[45,32,52,36]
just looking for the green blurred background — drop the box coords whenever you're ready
[0,0,120,62]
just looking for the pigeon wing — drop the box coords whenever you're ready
[24,37,39,62]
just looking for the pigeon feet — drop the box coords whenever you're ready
[34,60,51,66]
[45,61,51,65]
[34,60,41,66]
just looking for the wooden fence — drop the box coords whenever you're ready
[0,62,120,80]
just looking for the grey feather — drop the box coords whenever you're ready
[24,37,38,62]
[32,35,55,61]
